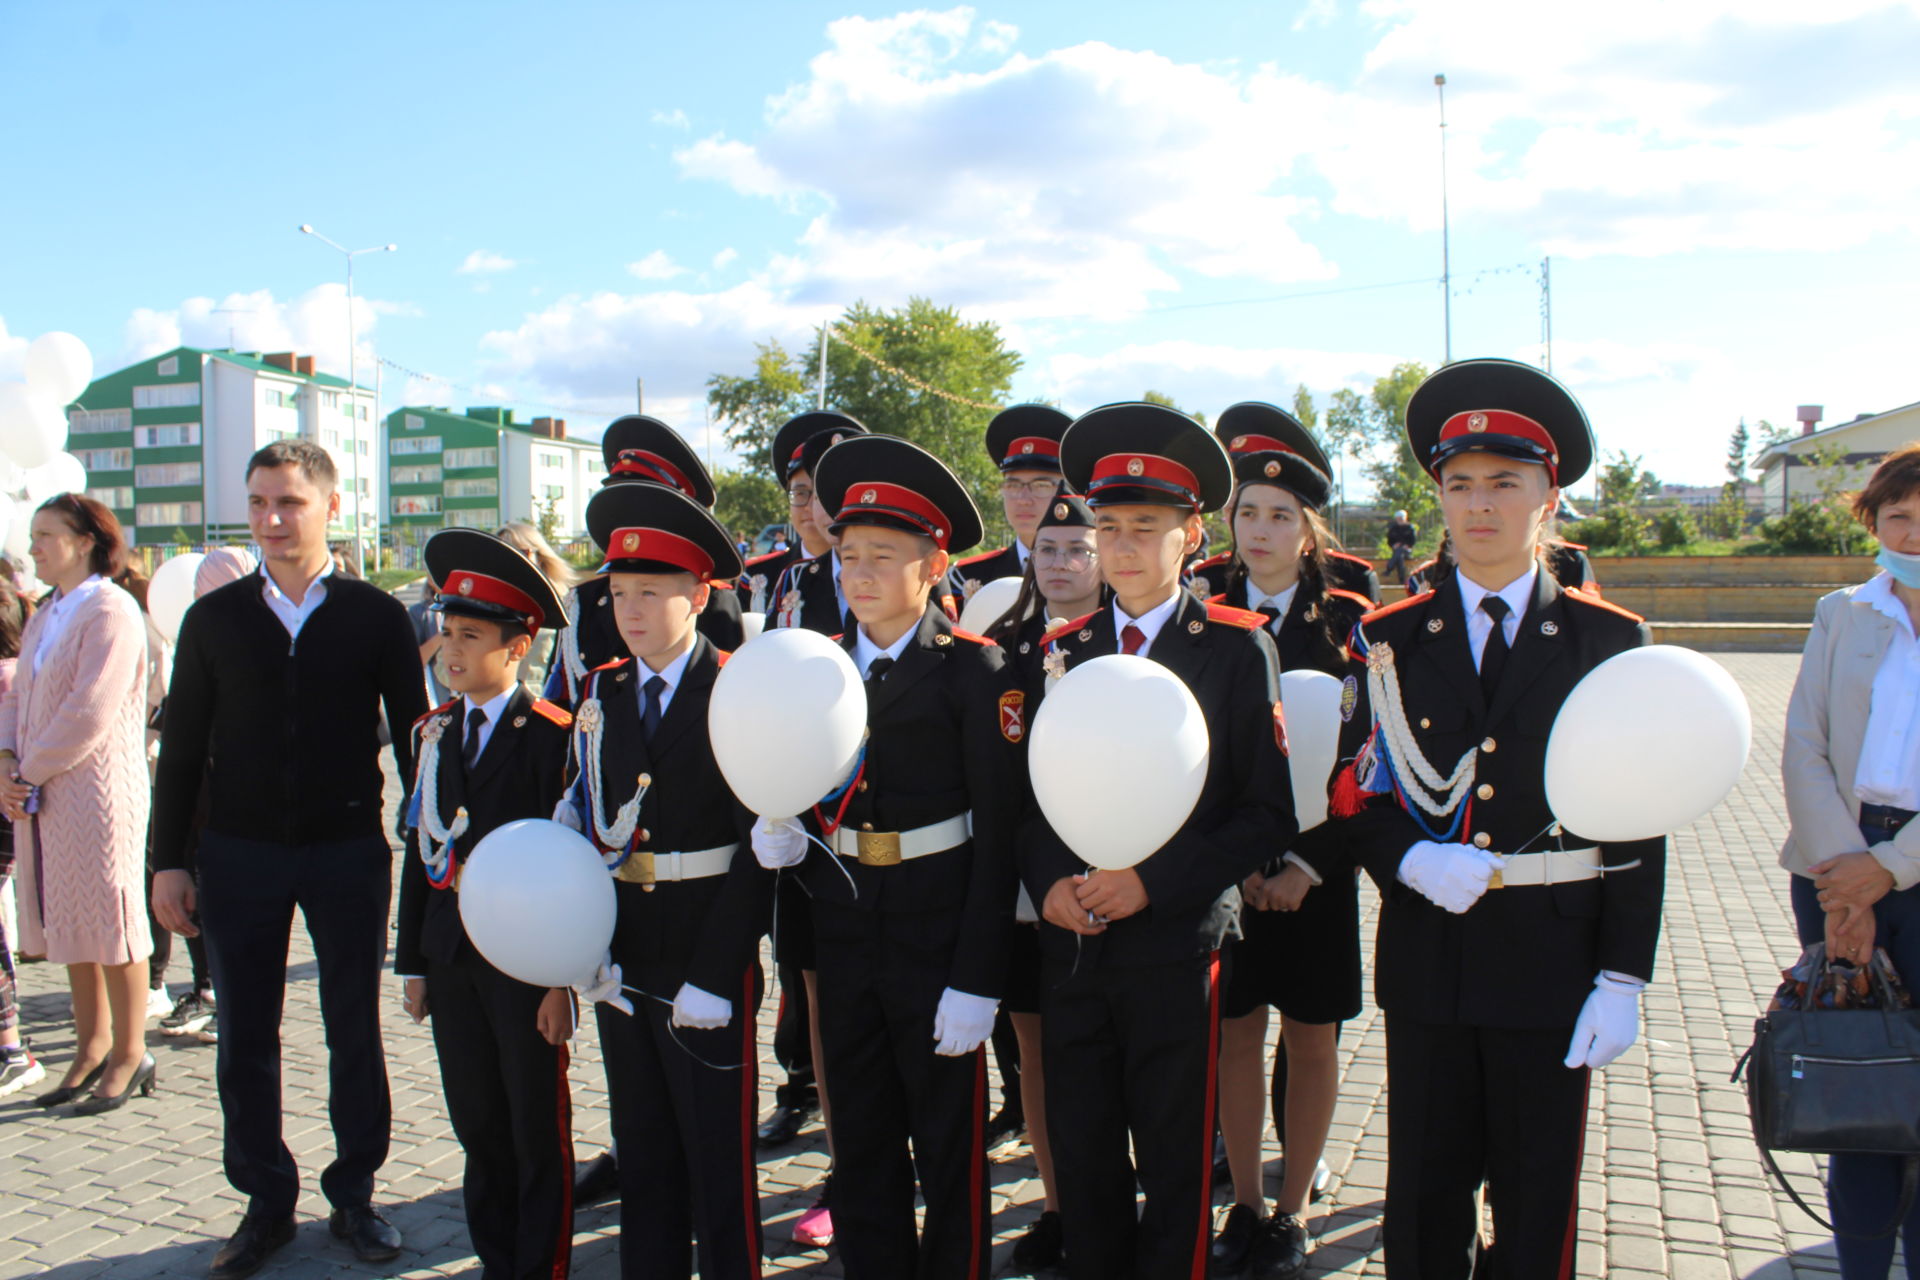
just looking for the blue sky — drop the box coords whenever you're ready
[4,0,1917,498]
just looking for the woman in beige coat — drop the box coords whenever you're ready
[0,494,155,1114]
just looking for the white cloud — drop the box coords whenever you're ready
[118,285,390,381]
[712,247,739,270]
[0,318,29,381]
[1037,339,1405,419]
[626,251,687,281]
[457,250,518,275]
[651,107,691,129]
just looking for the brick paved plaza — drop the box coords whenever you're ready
[0,654,1864,1278]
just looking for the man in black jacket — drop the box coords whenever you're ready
[152,440,429,1280]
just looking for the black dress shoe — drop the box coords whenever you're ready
[985,1105,1027,1149]
[1210,1203,1263,1277]
[574,1150,620,1206]
[72,1054,157,1116]
[33,1059,106,1108]
[756,1101,816,1148]
[328,1204,402,1264]
[1011,1209,1065,1272]
[209,1212,295,1280]
[1212,1133,1231,1185]
[1249,1213,1309,1280]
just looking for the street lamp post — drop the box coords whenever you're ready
[298,224,396,576]
[1434,73,1451,365]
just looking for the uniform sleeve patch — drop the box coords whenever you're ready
[1000,690,1026,743]
[1272,699,1290,756]
[1340,674,1358,723]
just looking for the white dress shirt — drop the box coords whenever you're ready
[1853,573,1920,810]
[1014,540,1031,569]
[636,642,697,718]
[33,575,107,674]
[260,561,334,641]
[1247,582,1299,635]
[1112,590,1184,660]
[853,624,915,679]
[1456,564,1537,671]
[458,686,517,762]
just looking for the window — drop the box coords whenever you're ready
[357,440,369,456]
[134,383,201,409]
[405,413,425,431]
[536,450,565,470]
[136,461,203,488]
[137,502,203,526]
[75,447,133,472]
[323,429,341,449]
[322,391,340,409]
[69,408,132,435]
[357,478,370,497]
[444,447,498,470]
[540,483,564,501]
[392,494,441,516]
[445,507,499,529]
[261,386,295,409]
[445,478,498,498]
[391,436,441,455]
[357,403,369,421]
[157,356,179,376]
[87,486,135,509]
[392,464,442,485]
[134,423,200,448]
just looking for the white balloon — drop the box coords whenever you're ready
[1279,669,1345,831]
[22,452,87,506]
[709,626,866,817]
[0,494,13,560]
[958,576,1024,635]
[0,383,67,469]
[2,502,29,563]
[740,611,766,642]
[1544,645,1752,843]
[1029,654,1209,870]
[457,818,617,988]
[148,552,206,645]
[23,333,94,407]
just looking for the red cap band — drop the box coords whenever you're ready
[1435,409,1560,480]
[837,481,953,547]
[441,571,545,631]
[1088,452,1201,508]
[604,527,714,578]
[611,449,697,498]
[1225,433,1298,458]
[1001,437,1062,467]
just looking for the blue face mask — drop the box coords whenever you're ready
[1878,545,1920,590]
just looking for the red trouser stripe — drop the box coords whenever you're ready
[1191,950,1223,1280]
[1556,1067,1591,1280]
[969,1045,988,1279]
[741,969,765,1279]
[550,1042,574,1280]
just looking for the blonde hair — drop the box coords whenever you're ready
[496,522,580,591]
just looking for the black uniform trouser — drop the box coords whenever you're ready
[427,952,572,1280]
[1041,948,1221,1280]
[771,875,817,1109]
[1382,1018,1590,1280]
[197,831,391,1218]
[812,898,990,1280]
[597,961,763,1280]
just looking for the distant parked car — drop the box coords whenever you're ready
[754,523,791,555]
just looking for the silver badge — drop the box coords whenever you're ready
[1427,618,1444,633]
[1541,620,1559,635]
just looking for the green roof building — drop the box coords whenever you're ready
[385,406,601,538]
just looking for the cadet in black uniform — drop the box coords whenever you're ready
[560,482,771,1280]
[1189,401,1382,605]
[1206,447,1370,1279]
[1337,360,1664,1279]
[768,421,869,634]
[752,434,1023,1280]
[394,529,576,1280]
[953,403,1073,595]
[1021,403,1296,1280]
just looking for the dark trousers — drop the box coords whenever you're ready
[1381,1019,1589,1280]
[813,898,990,1280]
[197,831,393,1218]
[991,1007,1023,1120]
[597,962,764,1280]
[1041,949,1221,1280]
[427,953,572,1280]
[771,959,817,1109]
[1791,866,1920,1276]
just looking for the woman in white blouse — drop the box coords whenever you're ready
[1780,442,1920,1275]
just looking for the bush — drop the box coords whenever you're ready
[1652,508,1697,552]
[1758,502,1873,555]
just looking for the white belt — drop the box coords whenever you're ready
[830,813,972,867]
[613,843,738,886]
[1488,846,1631,889]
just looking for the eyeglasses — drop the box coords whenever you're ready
[1001,479,1059,499]
[787,487,814,508]
[1033,546,1096,569]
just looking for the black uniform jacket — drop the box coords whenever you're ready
[954,543,1023,594]
[1191,550,1380,607]
[573,639,770,998]
[395,686,574,975]
[1339,570,1665,1029]
[796,603,1024,1001]
[1017,590,1298,967]
[771,551,964,635]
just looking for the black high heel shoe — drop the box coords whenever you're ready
[33,1059,106,1108]
[72,1054,156,1116]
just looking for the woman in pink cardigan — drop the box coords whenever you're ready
[0,494,155,1114]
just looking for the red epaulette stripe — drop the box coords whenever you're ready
[1564,586,1643,623]
[949,627,995,646]
[955,546,1009,567]
[1205,592,1226,605]
[1327,549,1374,568]
[744,550,787,567]
[414,698,458,728]
[1361,590,1435,625]
[715,650,731,667]
[1191,551,1230,571]
[529,698,573,728]
[1041,611,1098,645]
[588,656,629,674]
[1559,541,1589,551]
[1206,602,1263,630]
[1327,588,1374,612]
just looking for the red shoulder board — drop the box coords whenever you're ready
[708,576,738,588]
[1206,602,1264,630]
[1361,590,1435,626]
[529,698,573,728]
[744,550,786,568]
[1205,592,1226,605]
[1192,551,1230,571]
[1559,541,1589,552]
[1041,612,1098,646]
[949,627,994,646]
[1563,586,1643,623]
[1326,588,1374,613]
[1326,550,1374,569]
[715,649,731,667]
[955,546,1007,568]
[589,656,629,675]
[414,698,458,729]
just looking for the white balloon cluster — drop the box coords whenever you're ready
[0,332,96,565]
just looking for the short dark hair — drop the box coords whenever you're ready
[1853,443,1920,530]
[0,584,25,661]
[247,438,338,491]
[36,493,130,579]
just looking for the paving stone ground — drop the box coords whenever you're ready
[0,654,1874,1278]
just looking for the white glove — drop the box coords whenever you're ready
[1564,971,1644,1069]
[931,987,998,1056]
[670,982,733,1030]
[1397,840,1507,914]
[572,955,633,1017]
[552,795,583,833]
[752,816,809,869]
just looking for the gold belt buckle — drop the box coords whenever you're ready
[1486,866,1504,890]
[856,831,902,867]
[615,850,657,891]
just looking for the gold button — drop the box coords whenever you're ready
[1481,737,1497,753]
[860,822,874,832]
[1476,784,1494,801]
[637,828,649,843]
[1549,822,1563,837]
[856,779,868,792]
[1419,717,1431,730]
[1473,832,1491,848]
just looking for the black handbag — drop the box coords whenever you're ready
[1736,945,1920,1239]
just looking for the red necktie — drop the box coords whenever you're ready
[1121,624,1146,656]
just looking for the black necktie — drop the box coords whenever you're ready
[642,675,666,741]
[1479,596,1512,701]
[1257,603,1282,633]
[867,656,894,683]
[462,706,487,771]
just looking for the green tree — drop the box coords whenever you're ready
[706,341,810,476]
[712,466,789,549]
[1355,362,1437,541]
[534,495,562,545]
[1142,390,1207,426]
[1596,450,1660,508]
[1706,419,1751,539]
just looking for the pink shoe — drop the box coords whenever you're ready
[792,1198,834,1248]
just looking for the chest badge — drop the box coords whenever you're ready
[512,716,528,728]
[1188,619,1205,634]
[1427,618,1444,633]
[1540,620,1560,635]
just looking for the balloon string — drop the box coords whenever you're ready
[805,828,860,901]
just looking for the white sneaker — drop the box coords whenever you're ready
[146,986,173,1020]
[1311,1159,1332,1203]
[0,1053,47,1098]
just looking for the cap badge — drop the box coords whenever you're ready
[1232,435,1249,449]
[1126,457,1145,477]
[1264,461,1281,478]
[1020,442,1034,454]
[830,433,844,446]
[1467,412,1489,433]
[861,488,877,504]
[621,533,640,553]
[458,577,475,596]
[934,526,945,539]
[1053,502,1068,519]
[1427,617,1444,633]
